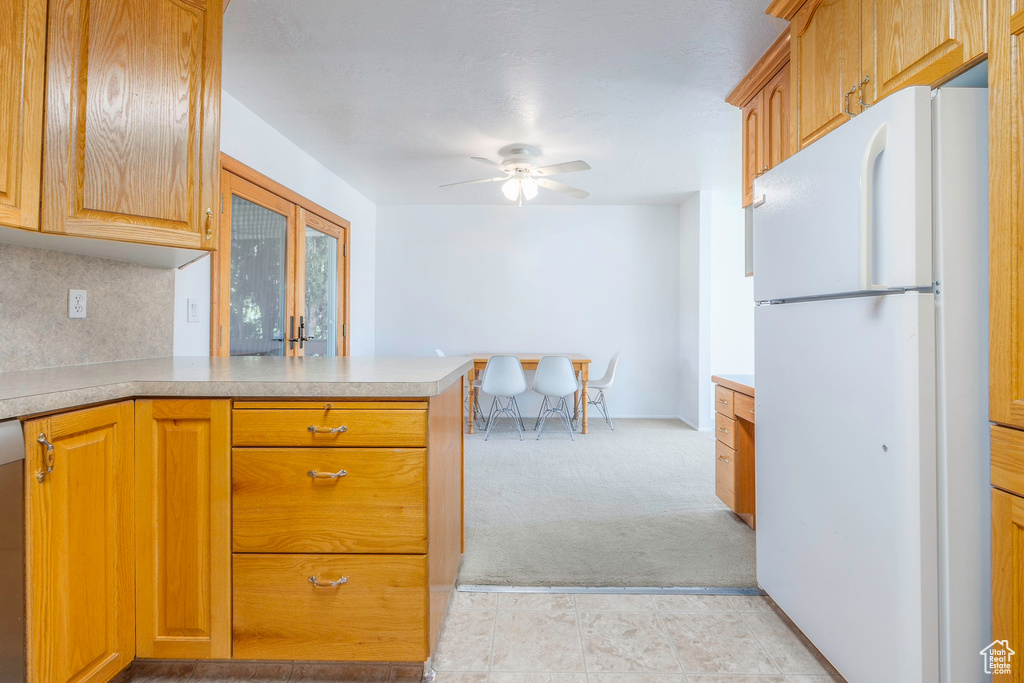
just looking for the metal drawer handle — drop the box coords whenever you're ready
[36,434,55,483]
[309,575,348,588]
[718,427,729,434]
[718,455,731,463]
[308,425,348,434]
[718,399,729,404]
[308,469,348,479]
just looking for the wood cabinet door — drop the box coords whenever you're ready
[992,488,1024,681]
[763,64,792,171]
[741,93,764,208]
[41,0,222,249]
[863,0,986,105]
[135,399,231,659]
[990,0,1024,429]
[791,0,863,148]
[24,402,135,683]
[0,0,46,231]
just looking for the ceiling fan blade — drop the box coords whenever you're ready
[439,176,506,188]
[531,160,591,176]
[471,156,505,170]
[534,177,590,199]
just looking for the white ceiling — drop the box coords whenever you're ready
[222,1,785,205]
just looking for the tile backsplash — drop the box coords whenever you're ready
[0,244,174,372]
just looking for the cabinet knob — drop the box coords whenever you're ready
[204,208,214,240]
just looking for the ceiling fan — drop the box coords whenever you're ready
[440,147,592,206]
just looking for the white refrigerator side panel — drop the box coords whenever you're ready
[932,87,990,683]
[755,293,937,683]
[753,87,932,301]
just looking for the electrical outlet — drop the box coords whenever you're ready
[68,290,87,319]
[187,298,200,323]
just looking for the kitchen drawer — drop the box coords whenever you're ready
[993,425,1024,498]
[734,392,756,423]
[233,406,427,448]
[715,412,737,449]
[715,385,735,418]
[233,553,428,661]
[232,448,427,553]
[716,441,738,511]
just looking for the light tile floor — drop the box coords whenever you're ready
[432,591,847,683]
[115,592,846,682]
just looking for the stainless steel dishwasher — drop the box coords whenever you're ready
[0,420,24,682]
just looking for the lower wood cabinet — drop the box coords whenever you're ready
[992,487,1024,682]
[233,553,429,661]
[712,377,756,529]
[135,399,232,660]
[24,401,135,683]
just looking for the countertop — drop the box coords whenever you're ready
[0,356,474,420]
[712,374,755,396]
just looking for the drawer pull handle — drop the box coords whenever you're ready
[308,469,348,479]
[308,425,348,434]
[719,399,729,404]
[718,427,729,434]
[309,575,348,588]
[719,455,731,463]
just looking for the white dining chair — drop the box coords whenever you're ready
[532,355,578,441]
[480,355,528,441]
[585,351,621,430]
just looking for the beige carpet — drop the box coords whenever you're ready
[459,418,757,587]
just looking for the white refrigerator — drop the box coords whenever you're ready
[752,86,990,683]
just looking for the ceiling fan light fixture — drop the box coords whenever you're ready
[521,177,538,200]
[501,178,521,201]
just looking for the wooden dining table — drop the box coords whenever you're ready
[465,353,592,434]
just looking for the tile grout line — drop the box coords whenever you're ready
[736,609,785,677]
[570,594,591,677]
[652,599,691,680]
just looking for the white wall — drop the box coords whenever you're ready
[174,91,377,356]
[678,192,712,429]
[707,191,755,419]
[374,204,681,417]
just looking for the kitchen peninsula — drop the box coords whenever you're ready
[1,356,470,683]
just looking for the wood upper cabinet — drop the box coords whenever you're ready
[24,402,135,683]
[0,0,46,231]
[862,0,986,105]
[135,399,231,660]
[742,95,764,207]
[989,0,1024,430]
[41,0,222,250]
[729,30,791,207]
[791,0,863,148]
[763,64,792,171]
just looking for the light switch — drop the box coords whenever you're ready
[187,298,200,323]
[68,290,87,319]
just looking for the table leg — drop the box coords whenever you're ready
[581,363,590,434]
[466,370,476,434]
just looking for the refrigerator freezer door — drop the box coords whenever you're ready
[753,87,933,302]
[755,293,938,683]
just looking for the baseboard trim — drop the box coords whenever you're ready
[677,416,699,430]
[457,585,765,596]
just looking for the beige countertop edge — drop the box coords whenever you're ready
[0,361,473,421]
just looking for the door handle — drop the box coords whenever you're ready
[857,76,871,111]
[859,123,888,291]
[36,434,54,483]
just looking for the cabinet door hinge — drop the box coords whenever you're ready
[220,194,224,214]
[342,324,347,338]
[343,244,347,257]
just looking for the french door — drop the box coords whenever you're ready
[212,161,348,357]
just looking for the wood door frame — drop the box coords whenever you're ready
[211,155,351,357]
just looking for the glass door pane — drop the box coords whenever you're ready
[229,195,289,356]
[302,225,338,357]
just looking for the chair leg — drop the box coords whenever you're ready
[558,397,575,441]
[534,396,549,431]
[484,396,500,441]
[473,391,485,428]
[600,393,614,430]
[511,396,526,432]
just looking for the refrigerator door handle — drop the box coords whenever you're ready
[859,122,888,291]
